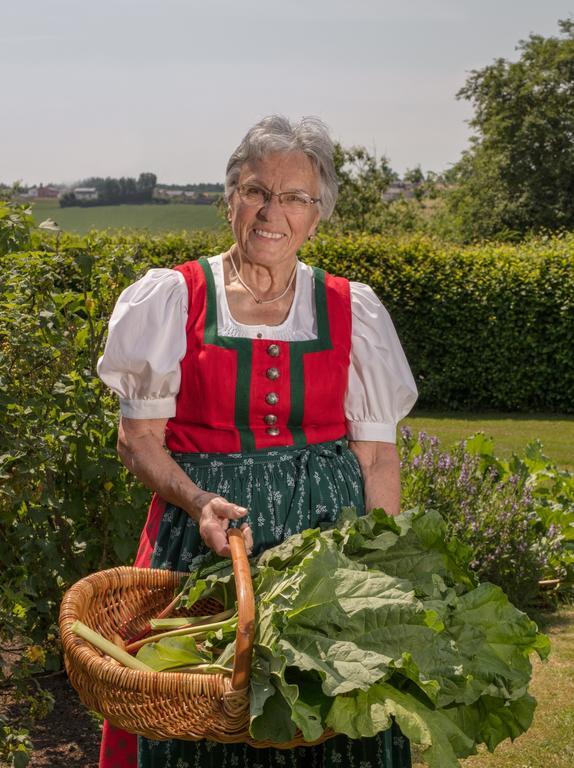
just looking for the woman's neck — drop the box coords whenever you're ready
[227,246,298,301]
[222,248,298,326]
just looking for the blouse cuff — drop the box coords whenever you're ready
[119,397,177,420]
[346,420,397,443]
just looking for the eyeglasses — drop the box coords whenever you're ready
[237,184,320,213]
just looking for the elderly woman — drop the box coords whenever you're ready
[97,115,417,768]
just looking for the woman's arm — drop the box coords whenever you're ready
[117,416,253,556]
[348,440,401,516]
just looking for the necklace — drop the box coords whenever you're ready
[228,248,297,305]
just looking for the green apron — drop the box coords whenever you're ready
[139,440,412,768]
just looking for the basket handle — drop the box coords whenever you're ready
[227,528,256,691]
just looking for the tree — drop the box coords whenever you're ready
[137,172,157,200]
[403,165,425,201]
[102,177,122,203]
[403,165,425,186]
[330,144,397,231]
[62,173,158,206]
[447,19,574,240]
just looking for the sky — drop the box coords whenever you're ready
[2,0,573,186]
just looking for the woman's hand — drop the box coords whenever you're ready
[191,491,253,557]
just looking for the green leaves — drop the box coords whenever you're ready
[245,508,547,764]
[303,232,574,413]
[136,636,209,671]
[0,201,33,256]
[450,20,574,240]
[400,430,574,608]
[326,682,477,767]
[330,143,398,233]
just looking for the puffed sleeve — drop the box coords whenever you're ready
[96,268,188,419]
[345,282,418,442]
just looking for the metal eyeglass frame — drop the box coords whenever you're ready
[237,184,321,209]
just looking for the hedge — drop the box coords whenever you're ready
[304,233,574,412]
[8,228,573,412]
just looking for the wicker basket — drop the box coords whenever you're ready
[59,529,333,747]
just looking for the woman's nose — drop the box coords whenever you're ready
[257,193,283,217]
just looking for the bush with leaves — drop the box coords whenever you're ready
[0,201,32,257]
[399,430,573,609]
[0,227,234,764]
[305,232,574,412]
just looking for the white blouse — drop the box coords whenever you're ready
[97,254,418,443]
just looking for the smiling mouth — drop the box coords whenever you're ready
[253,229,285,240]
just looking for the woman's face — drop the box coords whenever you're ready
[228,151,321,267]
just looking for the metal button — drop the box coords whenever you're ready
[263,414,278,426]
[257,332,263,339]
[266,427,280,436]
[267,344,280,357]
[265,392,279,406]
[266,367,280,380]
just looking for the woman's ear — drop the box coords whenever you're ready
[308,218,319,240]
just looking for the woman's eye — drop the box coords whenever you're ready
[283,193,307,204]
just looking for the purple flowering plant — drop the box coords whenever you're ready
[399,428,573,610]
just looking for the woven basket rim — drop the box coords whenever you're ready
[59,565,245,696]
[59,561,335,746]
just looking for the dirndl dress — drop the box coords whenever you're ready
[96,255,417,768]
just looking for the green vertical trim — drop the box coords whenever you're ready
[287,267,332,447]
[198,258,256,452]
[197,259,334,452]
[287,349,306,447]
[200,256,219,345]
[312,267,332,350]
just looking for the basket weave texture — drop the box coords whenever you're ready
[59,533,334,748]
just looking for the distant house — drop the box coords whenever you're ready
[37,185,60,198]
[153,189,186,200]
[153,188,210,204]
[153,188,219,204]
[25,185,60,199]
[382,181,420,202]
[73,187,98,201]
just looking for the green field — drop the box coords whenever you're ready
[30,199,223,234]
[404,411,574,470]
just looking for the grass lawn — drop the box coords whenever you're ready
[30,199,223,234]
[403,411,574,471]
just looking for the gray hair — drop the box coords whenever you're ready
[225,115,338,220]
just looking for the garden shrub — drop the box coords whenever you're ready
[304,232,574,413]
[0,201,32,256]
[25,227,574,412]
[400,429,573,609]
